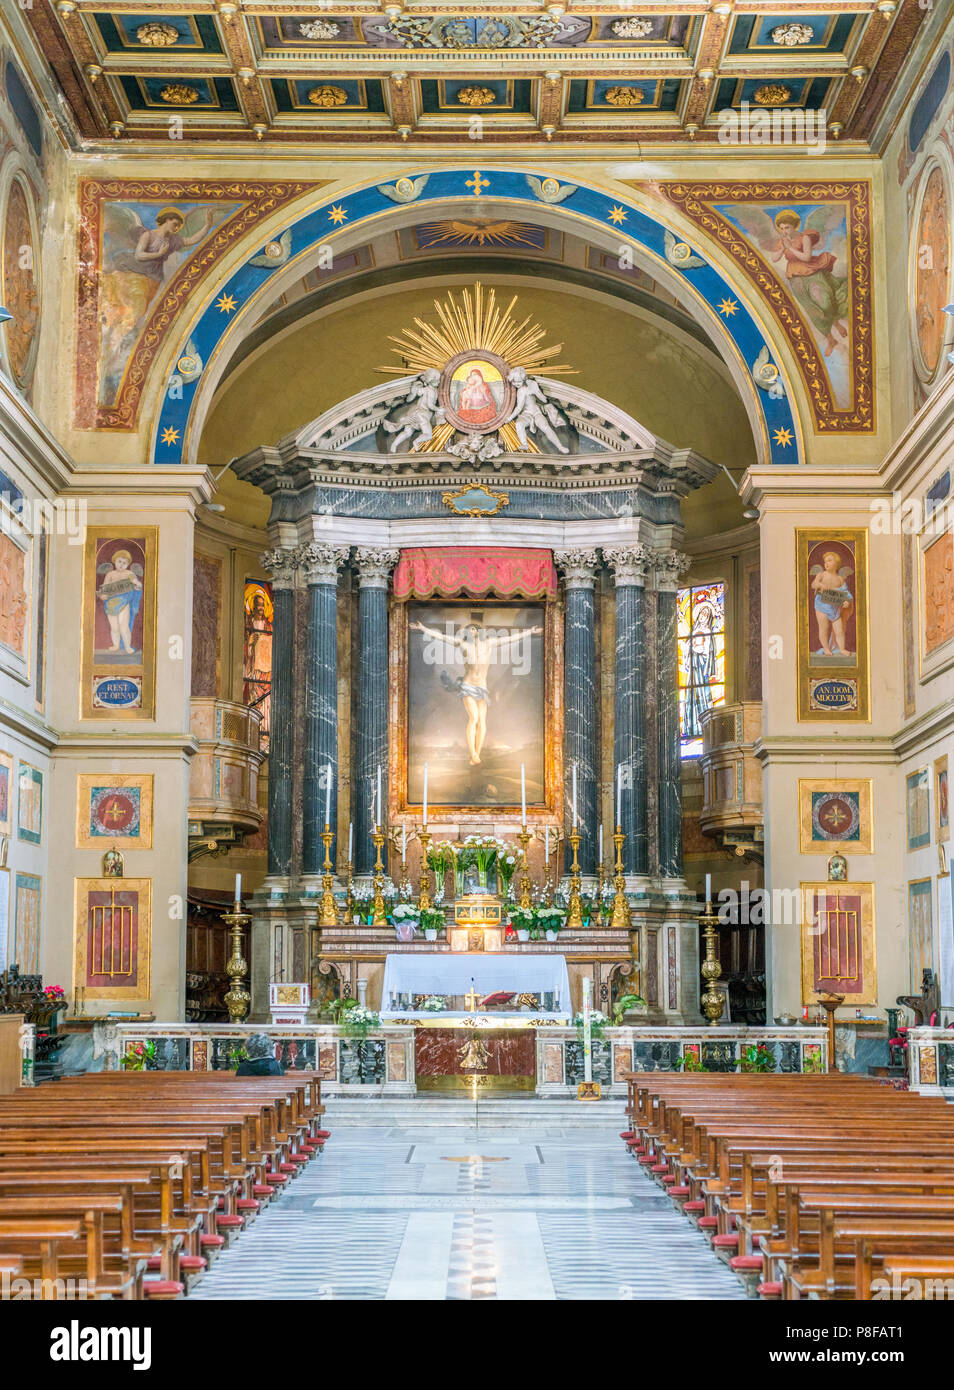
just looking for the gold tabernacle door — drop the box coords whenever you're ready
[450,894,503,952]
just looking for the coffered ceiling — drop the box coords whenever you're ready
[28,1,925,147]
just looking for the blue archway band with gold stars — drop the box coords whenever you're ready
[152,168,801,466]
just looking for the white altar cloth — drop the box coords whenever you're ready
[381,952,570,1008]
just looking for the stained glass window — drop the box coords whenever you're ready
[243,579,273,751]
[677,582,726,757]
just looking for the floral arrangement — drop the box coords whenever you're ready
[496,849,518,898]
[420,996,447,1013]
[330,996,359,1024]
[536,905,566,935]
[392,903,420,925]
[42,985,66,1001]
[573,1009,608,1043]
[508,905,535,934]
[351,879,397,923]
[227,1043,248,1069]
[340,1004,381,1039]
[121,1039,157,1071]
[420,906,446,934]
[740,1043,776,1074]
[676,1051,708,1073]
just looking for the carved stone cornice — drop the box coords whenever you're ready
[554,548,600,590]
[297,542,350,586]
[259,546,300,590]
[354,547,401,590]
[603,544,653,588]
[653,550,692,592]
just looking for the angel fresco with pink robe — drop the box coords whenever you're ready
[97,201,236,406]
[715,202,851,406]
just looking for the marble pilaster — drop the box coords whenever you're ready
[555,549,599,875]
[299,543,349,876]
[604,545,652,875]
[259,546,300,880]
[353,548,400,875]
[654,550,691,881]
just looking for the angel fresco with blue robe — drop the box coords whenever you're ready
[96,549,143,657]
[98,202,233,405]
[715,202,851,404]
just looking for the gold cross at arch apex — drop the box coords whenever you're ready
[466,171,489,197]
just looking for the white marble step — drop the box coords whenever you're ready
[323,1096,628,1127]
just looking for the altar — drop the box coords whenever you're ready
[379,952,571,1020]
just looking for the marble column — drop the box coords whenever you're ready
[259,546,300,880]
[555,550,599,875]
[354,548,400,876]
[604,545,652,876]
[654,550,691,881]
[299,543,349,876]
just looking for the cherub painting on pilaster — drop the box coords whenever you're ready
[715,201,851,406]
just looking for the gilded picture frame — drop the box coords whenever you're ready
[936,755,950,845]
[797,778,873,855]
[906,768,931,851]
[800,881,876,1007]
[80,526,158,720]
[0,750,12,837]
[908,877,935,994]
[76,773,154,851]
[0,494,32,685]
[919,521,954,682]
[795,528,870,722]
[73,877,152,1003]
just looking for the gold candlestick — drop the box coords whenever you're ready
[699,898,725,1025]
[345,859,355,923]
[371,826,387,926]
[517,825,533,909]
[817,992,844,1073]
[566,827,584,930]
[319,824,339,928]
[418,825,433,911]
[611,825,631,930]
[223,900,251,1022]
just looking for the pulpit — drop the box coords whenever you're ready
[269,982,311,1026]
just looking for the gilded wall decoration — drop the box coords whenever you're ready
[936,755,950,845]
[902,531,917,717]
[0,526,28,669]
[922,530,954,664]
[74,878,152,1002]
[658,181,874,433]
[14,871,40,974]
[800,882,876,1007]
[16,762,42,845]
[74,178,322,430]
[191,552,222,698]
[1,174,39,392]
[911,163,951,383]
[795,529,870,722]
[797,779,873,855]
[76,773,154,851]
[0,750,12,836]
[80,527,157,720]
[907,769,931,851]
[908,879,934,993]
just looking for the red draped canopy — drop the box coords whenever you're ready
[393,547,557,600]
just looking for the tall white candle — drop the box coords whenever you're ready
[616,764,623,828]
[377,765,382,828]
[401,826,407,863]
[325,763,332,827]
[422,762,428,826]
[571,763,578,829]
[545,826,549,859]
[521,763,527,824]
[705,872,712,905]
[348,821,353,862]
[234,873,241,904]
[599,823,603,864]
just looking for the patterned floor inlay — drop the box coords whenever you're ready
[191,1116,745,1301]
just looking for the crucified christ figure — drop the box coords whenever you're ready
[410,620,543,765]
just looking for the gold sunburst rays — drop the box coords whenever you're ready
[377,282,576,377]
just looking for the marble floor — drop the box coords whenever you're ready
[190,1101,745,1301]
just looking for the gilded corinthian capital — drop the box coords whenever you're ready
[259,546,300,590]
[603,544,653,587]
[653,550,692,592]
[354,547,401,589]
[297,542,350,585]
[554,548,600,589]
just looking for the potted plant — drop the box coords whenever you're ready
[508,905,534,942]
[330,995,359,1024]
[612,992,646,1024]
[392,902,419,942]
[676,1050,709,1073]
[226,1042,248,1070]
[420,906,445,942]
[420,995,447,1013]
[537,905,566,942]
[496,845,518,899]
[121,1039,157,1072]
[739,1043,776,1074]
